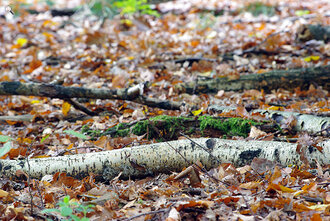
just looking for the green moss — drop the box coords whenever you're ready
[81,125,101,140]
[82,115,263,140]
[198,116,257,137]
[116,128,130,137]
[81,125,90,134]
[244,2,275,16]
[116,123,129,130]
[132,115,191,140]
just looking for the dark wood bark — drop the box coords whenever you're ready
[175,65,330,94]
[297,24,330,42]
[0,82,183,110]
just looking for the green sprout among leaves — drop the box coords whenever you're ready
[88,0,159,18]
[114,0,160,17]
[42,195,94,221]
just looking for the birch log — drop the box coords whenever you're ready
[252,110,330,134]
[0,138,329,180]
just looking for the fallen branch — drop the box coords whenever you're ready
[0,138,328,180]
[0,82,184,110]
[297,24,330,43]
[175,65,330,93]
[208,105,330,135]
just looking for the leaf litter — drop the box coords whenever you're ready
[0,0,329,220]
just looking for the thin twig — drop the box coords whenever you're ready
[63,98,97,116]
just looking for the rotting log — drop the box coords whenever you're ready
[175,65,330,94]
[0,82,184,110]
[87,115,262,140]
[297,24,330,43]
[0,138,328,180]
[208,105,330,135]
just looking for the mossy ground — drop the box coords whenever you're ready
[82,115,262,140]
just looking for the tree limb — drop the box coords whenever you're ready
[175,65,330,93]
[0,82,184,110]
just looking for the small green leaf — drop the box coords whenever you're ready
[0,142,13,158]
[45,0,55,7]
[90,2,103,16]
[64,130,89,140]
[40,134,50,143]
[63,195,70,204]
[295,10,310,16]
[60,206,73,217]
[0,135,13,142]
[42,208,60,214]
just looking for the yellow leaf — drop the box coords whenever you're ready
[16,38,28,47]
[32,155,50,158]
[62,102,71,116]
[198,71,211,77]
[42,32,54,39]
[31,100,41,104]
[293,190,304,197]
[304,56,320,62]
[192,109,202,116]
[0,189,9,198]
[310,56,320,61]
[279,184,296,193]
[307,204,328,211]
[267,106,282,111]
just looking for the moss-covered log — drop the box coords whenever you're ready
[175,65,330,94]
[83,115,266,140]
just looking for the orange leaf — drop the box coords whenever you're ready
[0,189,9,198]
[302,182,316,191]
[190,40,200,48]
[311,213,322,221]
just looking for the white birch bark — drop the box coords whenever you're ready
[0,138,328,180]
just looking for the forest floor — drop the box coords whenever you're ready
[0,0,329,220]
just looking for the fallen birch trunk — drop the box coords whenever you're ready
[0,138,328,180]
[0,82,184,110]
[175,65,330,93]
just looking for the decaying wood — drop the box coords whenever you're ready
[0,138,328,180]
[175,65,330,94]
[297,24,330,43]
[0,114,34,122]
[208,105,330,135]
[0,82,184,110]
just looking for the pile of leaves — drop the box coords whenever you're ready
[0,0,329,220]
